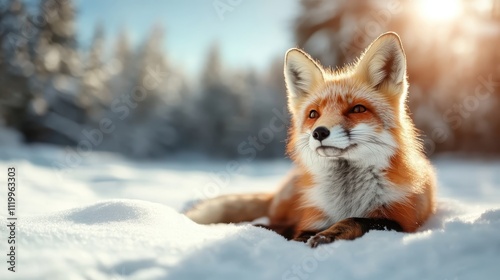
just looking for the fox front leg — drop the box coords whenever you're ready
[306,218,403,248]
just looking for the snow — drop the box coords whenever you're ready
[0,126,23,146]
[1,145,500,279]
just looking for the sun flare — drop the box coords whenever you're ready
[418,0,462,21]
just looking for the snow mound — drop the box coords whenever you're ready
[63,200,166,225]
[0,147,499,279]
[0,199,498,280]
[167,206,500,280]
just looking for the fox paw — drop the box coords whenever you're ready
[306,219,363,248]
[293,231,318,243]
[306,234,335,248]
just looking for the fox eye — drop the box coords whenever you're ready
[309,110,319,119]
[351,105,367,113]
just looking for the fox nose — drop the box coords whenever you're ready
[312,127,330,141]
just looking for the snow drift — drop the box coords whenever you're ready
[0,146,499,279]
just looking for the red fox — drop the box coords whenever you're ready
[186,32,436,247]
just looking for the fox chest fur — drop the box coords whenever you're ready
[186,32,436,247]
[304,160,407,230]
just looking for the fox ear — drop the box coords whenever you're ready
[284,48,324,105]
[356,32,407,96]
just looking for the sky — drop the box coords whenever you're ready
[73,0,300,75]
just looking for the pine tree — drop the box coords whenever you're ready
[28,0,84,144]
[106,29,135,102]
[103,26,178,158]
[133,25,168,119]
[80,24,110,122]
[33,0,79,76]
[125,26,170,157]
[0,0,34,132]
[197,43,245,157]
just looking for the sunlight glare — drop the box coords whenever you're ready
[418,0,462,21]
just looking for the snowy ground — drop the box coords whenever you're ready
[0,144,500,280]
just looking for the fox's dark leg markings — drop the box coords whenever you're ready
[307,218,403,248]
[293,230,319,243]
[351,217,403,233]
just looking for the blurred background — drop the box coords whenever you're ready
[1,0,499,160]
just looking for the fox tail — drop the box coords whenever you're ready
[185,193,272,224]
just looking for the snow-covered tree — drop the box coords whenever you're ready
[80,24,110,123]
[196,43,248,157]
[0,0,33,133]
[28,0,84,145]
[101,26,187,158]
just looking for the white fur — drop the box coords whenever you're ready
[304,170,409,230]
[286,33,411,231]
[303,122,397,169]
[299,121,404,229]
[284,49,323,102]
[356,32,407,95]
[186,198,229,224]
[293,119,406,230]
[346,123,398,167]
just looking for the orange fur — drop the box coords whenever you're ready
[186,32,436,247]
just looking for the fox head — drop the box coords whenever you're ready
[284,32,415,169]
